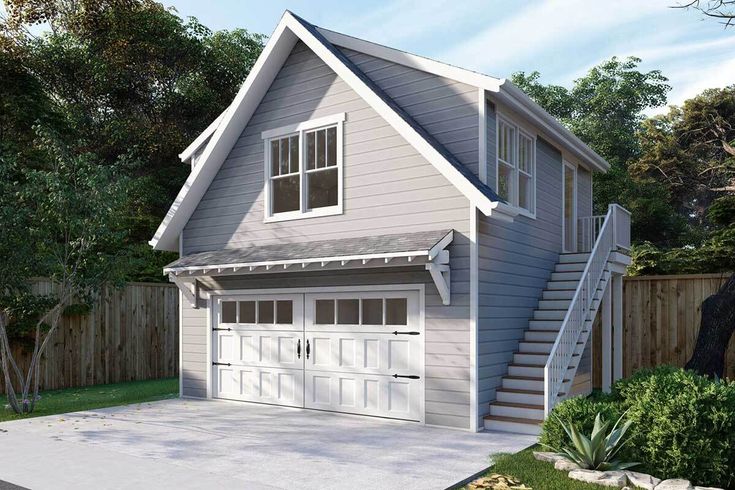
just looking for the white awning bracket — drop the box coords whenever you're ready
[425,237,451,305]
[169,274,199,309]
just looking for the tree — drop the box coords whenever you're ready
[632,87,735,229]
[1,0,265,280]
[685,272,735,378]
[0,135,131,413]
[674,1,735,28]
[512,58,684,245]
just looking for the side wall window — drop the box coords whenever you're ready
[496,117,536,217]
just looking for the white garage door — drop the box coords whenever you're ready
[212,290,422,421]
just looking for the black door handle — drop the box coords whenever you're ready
[297,339,301,359]
[392,374,420,379]
[306,339,311,360]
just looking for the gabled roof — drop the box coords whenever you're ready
[150,11,519,251]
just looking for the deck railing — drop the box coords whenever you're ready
[544,204,629,415]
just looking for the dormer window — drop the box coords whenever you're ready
[262,113,344,222]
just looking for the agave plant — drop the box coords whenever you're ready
[547,411,639,471]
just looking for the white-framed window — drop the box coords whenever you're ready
[496,116,536,217]
[262,113,344,222]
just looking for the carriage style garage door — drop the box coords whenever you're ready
[212,290,422,421]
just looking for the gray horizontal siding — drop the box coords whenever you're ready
[337,46,480,177]
[182,261,471,429]
[486,99,497,189]
[477,136,564,416]
[181,297,207,398]
[182,41,471,253]
[180,40,473,428]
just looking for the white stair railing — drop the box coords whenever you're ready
[578,215,606,253]
[543,204,629,415]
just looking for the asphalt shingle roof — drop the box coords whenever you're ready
[165,229,453,271]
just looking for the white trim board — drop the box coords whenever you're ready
[149,11,516,252]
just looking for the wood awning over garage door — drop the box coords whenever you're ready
[165,229,454,306]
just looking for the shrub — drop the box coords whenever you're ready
[539,392,624,453]
[615,366,735,488]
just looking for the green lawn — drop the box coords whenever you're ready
[464,446,619,490]
[0,377,178,423]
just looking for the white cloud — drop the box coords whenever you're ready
[438,0,667,75]
[329,0,488,47]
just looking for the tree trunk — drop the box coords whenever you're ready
[685,273,735,378]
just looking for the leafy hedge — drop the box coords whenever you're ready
[540,367,735,489]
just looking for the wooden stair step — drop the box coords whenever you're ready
[504,376,571,384]
[497,387,543,395]
[483,415,541,425]
[492,401,543,410]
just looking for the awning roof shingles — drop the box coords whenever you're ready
[165,229,453,272]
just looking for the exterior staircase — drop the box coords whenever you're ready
[483,253,611,435]
[483,204,631,435]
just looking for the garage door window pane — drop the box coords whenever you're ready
[361,299,383,325]
[337,299,359,324]
[315,300,335,324]
[258,300,274,324]
[221,301,237,323]
[238,301,256,323]
[276,300,293,324]
[386,298,407,325]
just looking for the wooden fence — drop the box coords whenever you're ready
[2,280,179,393]
[593,273,734,387]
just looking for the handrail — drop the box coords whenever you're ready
[544,204,624,415]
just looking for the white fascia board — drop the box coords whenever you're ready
[496,82,610,173]
[289,15,501,218]
[164,249,431,274]
[317,27,504,93]
[178,109,228,162]
[150,16,299,251]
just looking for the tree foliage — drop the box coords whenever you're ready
[512,57,684,245]
[1,0,265,279]
[0,134,133,413]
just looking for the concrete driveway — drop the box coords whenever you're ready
[0,398,535,490]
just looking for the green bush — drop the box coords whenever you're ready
[541,367,735,489]
[616,366,735,489]
[539,392,624,453]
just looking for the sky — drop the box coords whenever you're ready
[162,0,735,114]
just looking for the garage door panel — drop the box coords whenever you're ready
[304,371,421,420]
[213,291,422,422]
[304,333,419,376]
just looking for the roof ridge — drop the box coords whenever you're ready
[289,12,502,204]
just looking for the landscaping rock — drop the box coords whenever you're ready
[532,451,564,463]
[466,473,531,490]
[568,469,628,487]
[693,487,724,490]
[655,479,693,490]
[625,471,662,490]
[553,458,580,471]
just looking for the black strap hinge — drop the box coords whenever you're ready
[213,327,232,331]
[212,362,232,366]
[392,331,420,335]
[392,374,420,380]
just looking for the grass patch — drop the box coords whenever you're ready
[464,446,619,490]
[0,377,178,423]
